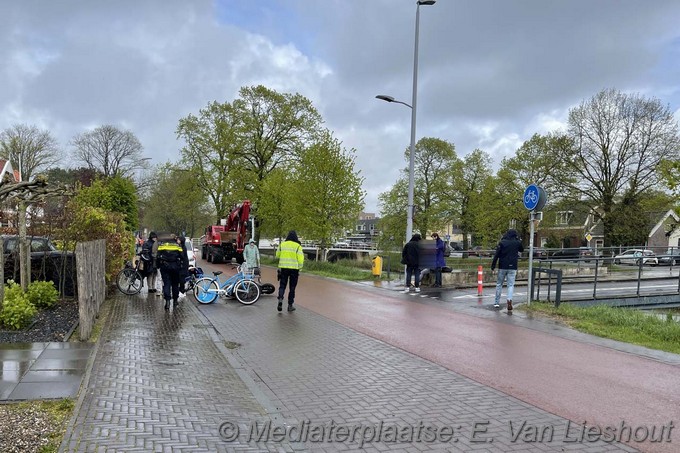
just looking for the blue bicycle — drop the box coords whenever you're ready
[193,265,261,305]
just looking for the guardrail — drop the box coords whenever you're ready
[528,255,680,306]
[531,267,563,307]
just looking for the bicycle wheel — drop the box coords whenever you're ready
[234,279,260,305]
[193,278,219,304]
[116,268,143,295]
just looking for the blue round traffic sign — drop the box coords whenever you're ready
[523,184,547,211]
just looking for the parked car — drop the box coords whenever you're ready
[550,247,594,262]
[658,249,680,266]
[613,249,658,266]
[334,241,351,248]
[185,238,197,267]
[449,242,463,251]
[2,235,76,295]
[524,247,548,259]
[468,246,493,257]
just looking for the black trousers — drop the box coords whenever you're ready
[277,268,300,304]
[160,267,181,301]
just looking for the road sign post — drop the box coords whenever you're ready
[523,185,547,306]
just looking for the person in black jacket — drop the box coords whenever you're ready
[491,229,524,311]
[141,232,158,293]
[156,233,187,310]
[401,233,422,293]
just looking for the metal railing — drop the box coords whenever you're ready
[528,254,680,306]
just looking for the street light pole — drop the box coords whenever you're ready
[376,0,435,244]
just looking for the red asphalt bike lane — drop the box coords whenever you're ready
[269,269,679,453]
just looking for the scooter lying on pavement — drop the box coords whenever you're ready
[250,267,275,294]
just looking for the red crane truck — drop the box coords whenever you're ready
[200,200,251,264]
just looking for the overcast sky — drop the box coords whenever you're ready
[2,0,680,214]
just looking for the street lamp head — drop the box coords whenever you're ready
[375,95,395,103]
[417,0,436,5]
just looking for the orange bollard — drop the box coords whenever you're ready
[477,265,483,295]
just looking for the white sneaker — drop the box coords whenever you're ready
[415,287,421,293]
[494,303,500,308]
[178,292,186,299]
[403,288,411,293]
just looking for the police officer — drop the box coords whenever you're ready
[156,233,187,310]
[275,230,305,312]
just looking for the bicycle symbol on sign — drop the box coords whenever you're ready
[524,191,538,206]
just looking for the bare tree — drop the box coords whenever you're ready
[71,125,147,177]
[561,88,680,245]
[0,124,61,180]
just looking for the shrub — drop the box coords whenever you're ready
[27,281,60,309]
[0,282,37,330]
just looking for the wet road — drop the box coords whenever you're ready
[207,263,679,453]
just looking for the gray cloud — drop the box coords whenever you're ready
[1,0,679,213]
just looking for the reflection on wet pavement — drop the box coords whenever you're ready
[0,342,93,401]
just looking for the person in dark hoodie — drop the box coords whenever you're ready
[275,230,305,312]
[401,233,422,293]
[491,229,524,311]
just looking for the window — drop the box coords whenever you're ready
[4,238,17,252]
[31,239,53,252]
[557,211,573,225]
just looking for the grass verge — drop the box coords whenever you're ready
[521,302,680,354]
[261,256,379,281]
[0,399,75,453]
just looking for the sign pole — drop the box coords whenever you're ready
[523,184,547,307]
[527,211,535,306]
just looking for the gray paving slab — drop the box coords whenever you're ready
[0,341,93,401]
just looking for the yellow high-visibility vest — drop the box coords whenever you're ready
[276,240,304,270]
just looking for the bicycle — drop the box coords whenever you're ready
[116,253,145,295]
[183,266,204,293]
[193,264,261,305]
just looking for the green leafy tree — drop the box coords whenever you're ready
[177,85,324,227]
[658,159,680,197]
[411,137,458,236]
[378,138,458,245]
[377,178,408,249]
[471,175,517,247]
[64,202,132,283]
[177,101,242,219]
[74,176,139,231]
[290,131,365,249]
[141,164,213,237]
[450,149,493,248]
[608,189,677,246]
[257,168,298,241]
[487,133,575,244]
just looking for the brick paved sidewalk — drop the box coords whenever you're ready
[59,294,295,452]
[60,291,639,452]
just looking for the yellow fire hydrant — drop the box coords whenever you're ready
[371,256,383,277]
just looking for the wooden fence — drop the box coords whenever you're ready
[76,239,106,340]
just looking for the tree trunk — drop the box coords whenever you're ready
[18,201,30,291]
